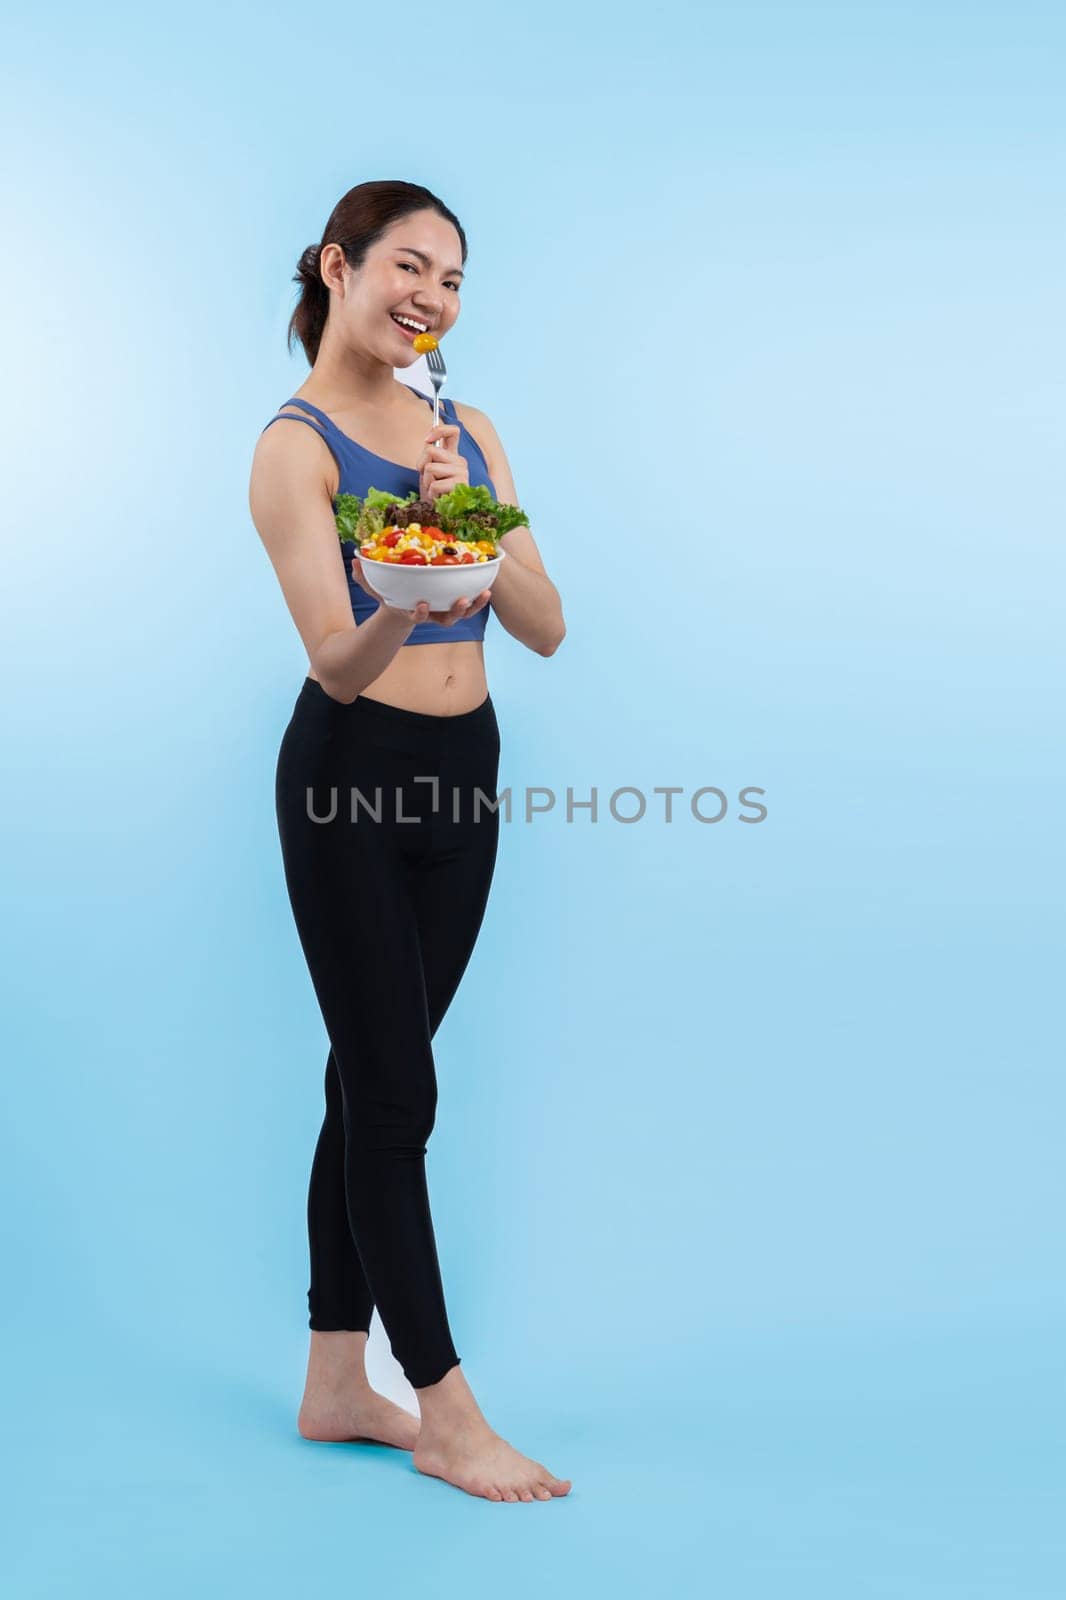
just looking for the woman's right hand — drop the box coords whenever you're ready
[351,554,492,629]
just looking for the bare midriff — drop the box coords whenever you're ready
[307,637,488,716]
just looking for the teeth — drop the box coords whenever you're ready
[392,313,429,331]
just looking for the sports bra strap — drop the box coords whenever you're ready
[403,383,457,425]
[282,388,453,423]
[260,404,329,439]
[277,396,332,425]
[263,389,458,441]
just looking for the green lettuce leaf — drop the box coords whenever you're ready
[334,487,417,545]
[335,481,530,549]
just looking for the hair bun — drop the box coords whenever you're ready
[298,243,322,281]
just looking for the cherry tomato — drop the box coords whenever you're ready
[421,525,448,541]
[382,529,403,548]
[398,550,428,565]
[430,553,460,566]
[458,551,476,563]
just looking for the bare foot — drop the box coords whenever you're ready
[414,1416,571,1502]
[298,1384,421,1450]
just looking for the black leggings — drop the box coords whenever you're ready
[275,676,501,1389]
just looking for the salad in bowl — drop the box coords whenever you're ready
[334,483,530,611]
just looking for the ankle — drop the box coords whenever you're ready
[306,1329,371,1386]
[414,1366,487,1429]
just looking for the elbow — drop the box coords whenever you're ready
[313,672,358,706]
[309,653,359,706]
[537,618,566,657]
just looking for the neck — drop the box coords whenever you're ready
[306,326,408,411]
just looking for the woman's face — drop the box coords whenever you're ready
[326,209,464,367]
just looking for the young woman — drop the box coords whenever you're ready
[249,181,570,1503]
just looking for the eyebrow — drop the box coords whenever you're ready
[394,246,465,281]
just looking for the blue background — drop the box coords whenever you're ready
[2,0,1063,1594]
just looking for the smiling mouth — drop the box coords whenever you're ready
[390,313,432,338]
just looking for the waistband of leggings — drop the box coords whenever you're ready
[301,676,496,733]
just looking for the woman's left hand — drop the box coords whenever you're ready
[418,423,468,503]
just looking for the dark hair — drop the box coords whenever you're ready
[288,180,467,367]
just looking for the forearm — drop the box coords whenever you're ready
[489,546,565,655]
[312,607,413,703]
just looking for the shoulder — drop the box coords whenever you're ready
[451,399,494,450]
[450,401,516,502]
[251,408,339,498]
[256,406,322,454]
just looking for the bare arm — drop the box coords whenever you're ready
[456,404,566,657]
[249,420,444,703]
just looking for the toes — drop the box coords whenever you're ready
[486,1486,503,1501]
[534,1484,553,1500]
[519,1488,534,1502]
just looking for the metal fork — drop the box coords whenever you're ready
[424,342,447,434]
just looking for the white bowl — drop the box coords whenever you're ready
[356,548,507,610]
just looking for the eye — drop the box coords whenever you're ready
[399,261,460,291]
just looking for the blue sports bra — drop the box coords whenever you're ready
[260,385,498,646]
